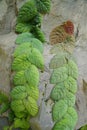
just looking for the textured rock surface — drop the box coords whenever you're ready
[0,0,87,130]
[0,0,16,34]
[0,33,16,94]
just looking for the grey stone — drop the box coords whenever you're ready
[0,0,16,34]
[0,32,17,94]
[16,0,29,10]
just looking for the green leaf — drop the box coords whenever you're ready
[15,38,43,55]
[13,118,30,129]
[53,115,70,130]
[50,66,68,84]
[30,13,43,27]
[64,92,76,107]
[22,38,44,53]
[8,110,15,122]
[23,96,38,116]
[34,0,51,14]
[49,53,67,69]
[13,44,31,58]
[14,46,44,70]
[79,125,87,130]
[13,70,26,86]
[52,99,68,121]
[12,54,31,71]
[15,22,32,34]
[31,26,45,43]
[25,65,39,86]
[26,85,39,100]
[15,32,34,45]
[0,90,9,104]
[66,107,78,129]
[10,86,27,100]
[59,107,78,130]
[50,83,68,101]
[0,102,10,114]
[3,126,10,130]
[53,107,77,130]
[67,60,78,79]
[14,111,27,119]
[64,76,77,94]
[27,48,44,70]
[11,100,25,113]
[13,65,39,86]
[17,1,37,22]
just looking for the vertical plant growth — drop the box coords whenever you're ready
[49,21,78,130]
[0,0,51,130]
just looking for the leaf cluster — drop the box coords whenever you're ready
[15,0,51,42]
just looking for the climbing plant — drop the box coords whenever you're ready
[0,0,51,130]
[49,21,78,130]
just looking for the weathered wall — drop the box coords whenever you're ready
[0,0,87,130]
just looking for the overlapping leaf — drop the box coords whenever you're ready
[15,22,32,34]
[23,38,44,53]
[13,70,26,86]
[27,48,44,70]
[49,26,67,45]
[50,66,68,84]
[52,99,68,121]
[0,102,10,114]
[13,118,30,129]
[11,100,25,113]
[13,65,39,86]
[53,115,70,130]
[34,0,51,14]
[12,54,31,71]
[13,44,31,57]
[50,83,68,101]
[30,13,43,27]
[26,85,39,100]
[23,96,38,116]
[64,76,77,94]
[14,46,44,70]
[67,60,78,79]
[31,26,45,43]
[14,39,43,56]
[61,107,78,130]
[14,112,27,119]
[53,107,77,130]
[10,86,27,100]
[17,1,37,22]
[64,92,76,107]
[49,53,67,69]
[15,32,34,45]
[25,65,39,86]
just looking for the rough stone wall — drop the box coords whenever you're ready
[0,0,16,34]
[0,0,87,130]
